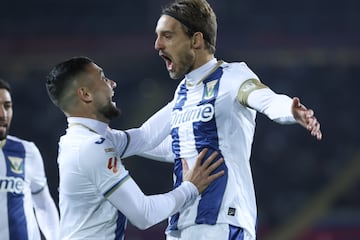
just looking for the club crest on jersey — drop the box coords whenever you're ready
[204,80,218,100]
[8,156,24,174]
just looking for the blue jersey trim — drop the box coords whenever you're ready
[103,174,130,198]
[228,225,244,240]
[114,211,127,240]
[3,138,28,240]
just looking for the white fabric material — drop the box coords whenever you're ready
[58,117,198,239]
[107,179,198,230]
[247,88,296,124]
[121,102,172,158]
[32,186,60,240]
[138,135,174,163]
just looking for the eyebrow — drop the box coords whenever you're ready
[156,28,174,34]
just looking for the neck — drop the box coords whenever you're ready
[65,112,110,124]
[193,52,215,71]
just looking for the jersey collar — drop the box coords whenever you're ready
[185,58,218,86]
[67,117,108,135]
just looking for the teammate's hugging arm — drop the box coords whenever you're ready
[237,78,297,124]
[106,178,198,230]
[120,101,173,158]
[137,135,174,163]
[80,134,198,230]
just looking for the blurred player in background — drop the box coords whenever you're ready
[0,78,59,240]
[136,0,323,239]
[45,56,224,240]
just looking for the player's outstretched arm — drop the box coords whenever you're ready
[182,148,224,194]
[291,97,322,140]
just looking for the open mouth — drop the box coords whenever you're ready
[111,93,116,105]
[160,54,174,71]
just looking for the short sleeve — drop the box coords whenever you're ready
[79,135,129,197]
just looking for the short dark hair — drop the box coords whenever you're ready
[162,0,217,54]
[0,78,11,94]
[46,56,93,109]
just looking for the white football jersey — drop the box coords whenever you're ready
[0,135,47,240]
[58,118,129,240]
[166,59,259,239]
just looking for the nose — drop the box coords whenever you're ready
[154,37,162,51]
[110,79,117,89]
[0,106,6,118]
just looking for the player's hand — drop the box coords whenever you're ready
[291,97,322,140]
[182,148,225,194]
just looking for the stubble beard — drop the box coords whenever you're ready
[0,126,9,141]
[168,51,195,80]
[99,102,121,121]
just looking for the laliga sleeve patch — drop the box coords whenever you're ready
[237,78,268,106]
[228,207,236,216]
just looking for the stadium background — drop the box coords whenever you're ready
[0,0,359,239]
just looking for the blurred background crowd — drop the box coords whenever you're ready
[0,0,359,239]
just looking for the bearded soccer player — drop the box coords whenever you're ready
[136,0,323,239]
[0,78,59,240]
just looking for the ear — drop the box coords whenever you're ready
[191,32,205,49]
[77,87,92,103]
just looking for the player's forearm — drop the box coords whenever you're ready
[107,177,198,230]
[247,88,296,124]
[32,186,60,240]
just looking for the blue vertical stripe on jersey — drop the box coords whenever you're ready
[228,225,244,240]
[194,149,227,225]
[194,67,228,225]
[168,81,188,232]
[114,211,127,240]
[3,138,28,240]
[173,82,188,111]
[167,155,182,231]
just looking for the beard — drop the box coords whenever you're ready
[0,132,7,140]
[169,51,195,79]
[99,102,121,121]
[0,127,9,141]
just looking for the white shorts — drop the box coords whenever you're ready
[166,224,253,240]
